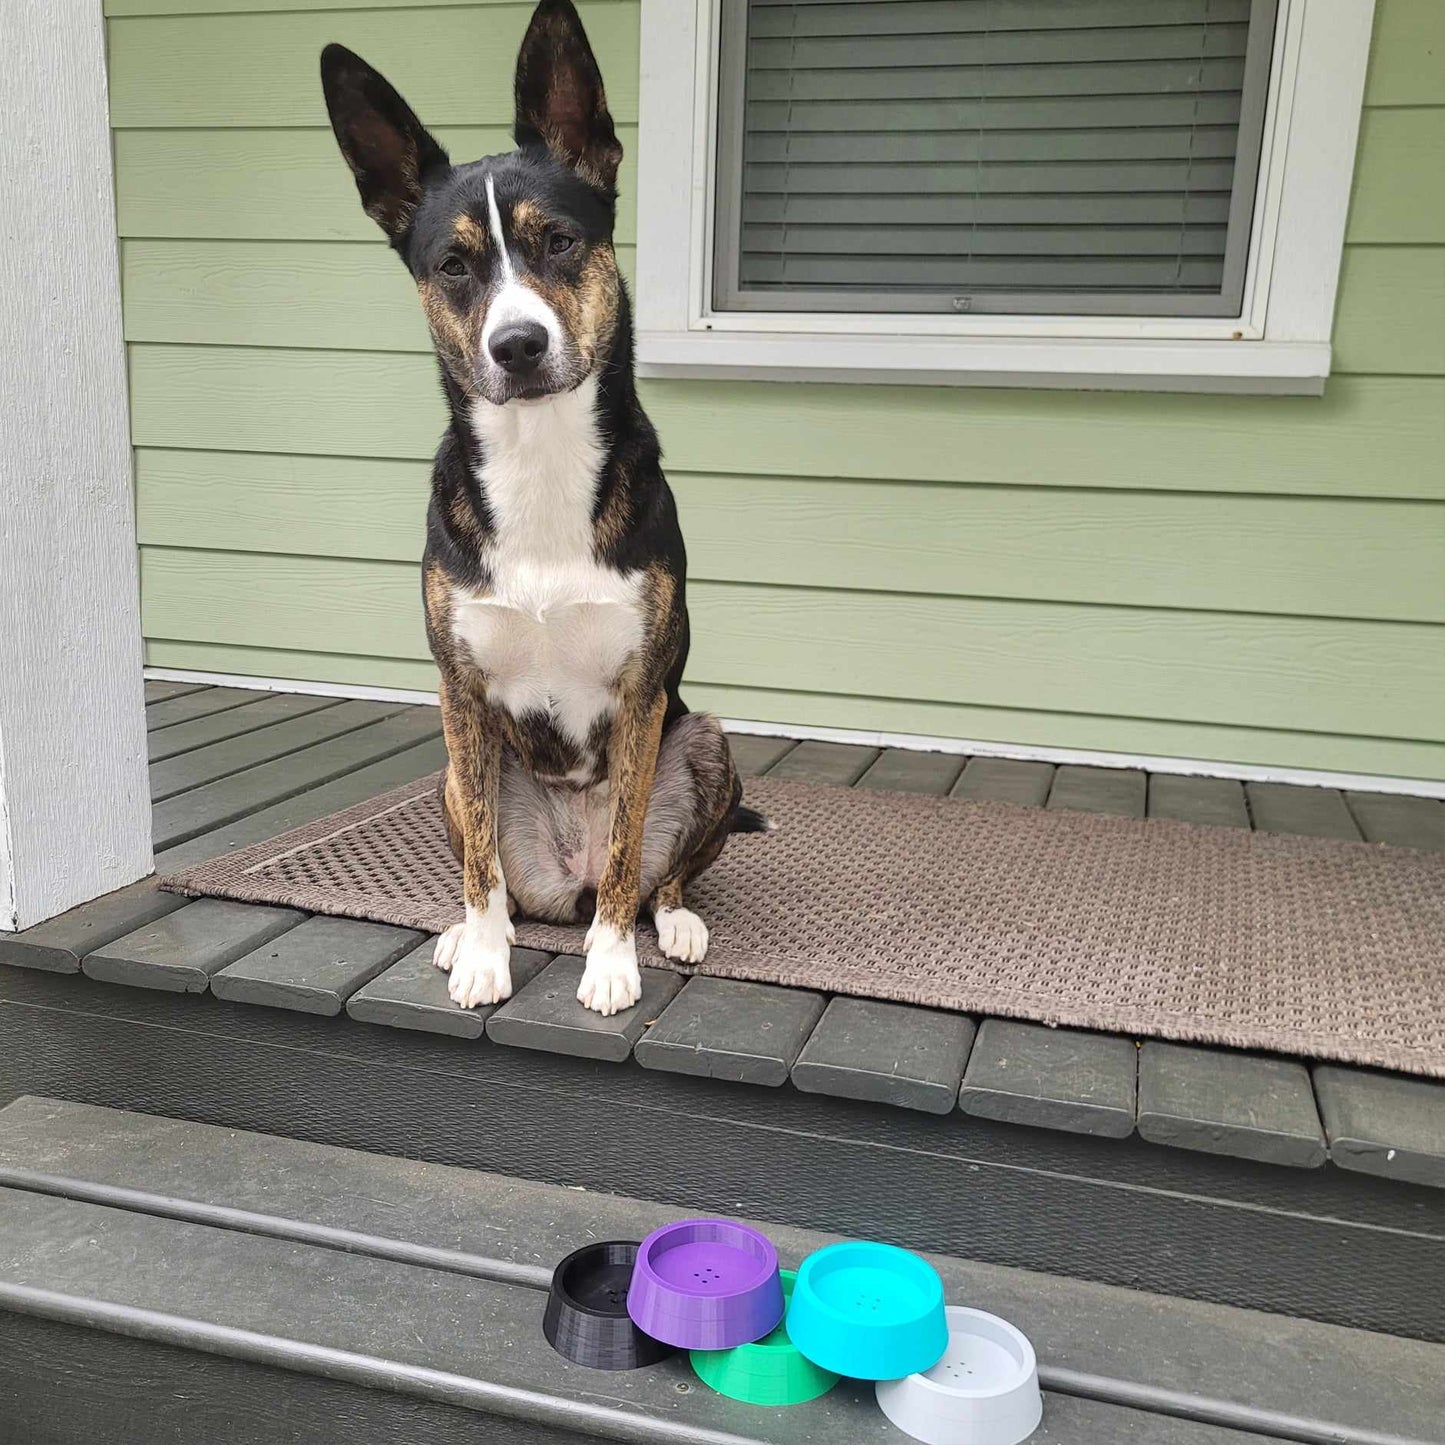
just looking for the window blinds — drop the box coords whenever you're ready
[715,0,1277,315]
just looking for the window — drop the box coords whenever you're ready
[634,0,1376,392]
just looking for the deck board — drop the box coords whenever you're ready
[0,882,190,975]
[3,1099,1439,1444]
[148,691,340,762]
[83,898,305,993]
[150,707,443,850]
[22,681,1445,1192]
[950,756,1055,807]
[346,940,552,1039]
[791,996,973,1113]
[153,734,447,872]
[143,679,208,704]
[485,954,684,1062]
[0,1162,1301,1445]
[1245,782,1363,840]
[959,1020,1138,1138]
[1137,1044,1327,1169]
[634,975,826,1085]
[1314,1066,1445,1188]
[1148,774,1251,830]
[1048,765,1148,817]
[856,747,965,795]
[763,739,880,786]
[1344,790,1445,850]
[210,916,423,1016]
[149,699,404,801]
[725,733,798,778]
[144,686,266,731]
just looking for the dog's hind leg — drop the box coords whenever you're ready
[640,713,741,964]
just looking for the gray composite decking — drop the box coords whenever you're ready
[3,686,1445,1347]
[4,1098,1440,1445]
[2,683,1442,1192]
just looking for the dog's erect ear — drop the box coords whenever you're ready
[513,0,622,192]
[320,43,449,241]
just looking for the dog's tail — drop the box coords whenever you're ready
[730,803,774,835]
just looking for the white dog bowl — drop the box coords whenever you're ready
[875,1307,1043,1445]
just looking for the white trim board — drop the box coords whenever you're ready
[1,0,152,930]
[143,669,1445,800]
[633,0,1374,393]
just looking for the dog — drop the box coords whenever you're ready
[320,0,763,1016]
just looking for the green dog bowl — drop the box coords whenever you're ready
[689,1271,839,1407]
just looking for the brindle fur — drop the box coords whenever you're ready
[323,3,752,989]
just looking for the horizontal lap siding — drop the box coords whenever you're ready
[110,0,1445,780]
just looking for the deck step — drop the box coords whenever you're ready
[959,1020,1138,1138]
[2,964,1439,1336]
[0,1098,1439,1445]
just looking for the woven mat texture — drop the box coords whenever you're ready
[161,772,1445,1076]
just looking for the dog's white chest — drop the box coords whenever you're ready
[451,563,644,742]
[454,380,644,745]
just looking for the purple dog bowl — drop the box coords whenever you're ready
[627,1219,784,1350]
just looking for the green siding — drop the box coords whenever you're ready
[109,0,1445,780]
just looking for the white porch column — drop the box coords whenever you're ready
[0,0,152,929]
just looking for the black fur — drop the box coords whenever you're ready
[730,804,771,835]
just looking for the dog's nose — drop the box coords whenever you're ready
[488,320,549,375]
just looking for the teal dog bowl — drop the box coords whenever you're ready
[786,1241,948,1381]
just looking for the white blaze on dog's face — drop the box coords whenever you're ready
[320,3,625,407]
[477,174,564,396]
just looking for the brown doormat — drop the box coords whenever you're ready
[161,772,1445,1077]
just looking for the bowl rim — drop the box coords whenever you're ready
[792,1240,945,1325]
[634,1217,779,1296]
[899,1306,1039,1401]
[550,1239,642,1321]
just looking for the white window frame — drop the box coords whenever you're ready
[633,0,1375,394]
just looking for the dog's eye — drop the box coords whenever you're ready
[439,256,467,278]
[548,232,577,257]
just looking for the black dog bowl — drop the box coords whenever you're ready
[543,1241,676,1370]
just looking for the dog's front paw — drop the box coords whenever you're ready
[577,924,642,1016]
[655,906,709,964]
[434,900,513,1008]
